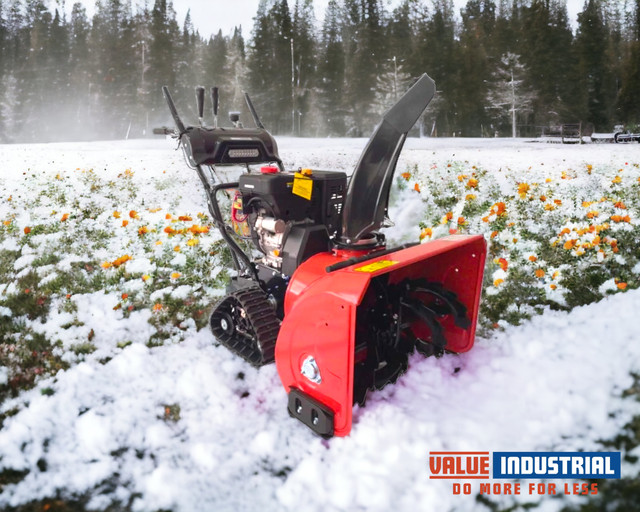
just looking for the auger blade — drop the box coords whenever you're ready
[401,297,448,354]
[413,280,471,329]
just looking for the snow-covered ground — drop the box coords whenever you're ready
[0,137,639,511]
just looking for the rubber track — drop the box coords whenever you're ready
[210,286,280,367]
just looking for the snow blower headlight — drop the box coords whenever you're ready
[228,148,260,159]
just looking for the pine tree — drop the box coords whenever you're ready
[292,0,315,135]
[247,0,294,132]
[575,0,613,130]
[616,0,640,124]
[317,0,345,135]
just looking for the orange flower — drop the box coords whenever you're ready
[164,226,176,235]
[138,226,149,235]
[101,261,112,269]
[60,213,69,222]
[466,178,478,188]
[490,231,499,239]
[122,220,129,227]
[2,220,10,226]
[165,213,172,220]
[148,207,162,213]
[490,202,506,216]
[497,258,508,271]
[414,183,421,193]
[121,293,129,300]
[586,164,593,173]
[446,212,454,221]
[563,240,576,250]
[153,303,163,312]
[113,211,121,219]
[617,282,627,290]
[539,195,547,202]
[544,204,555,211]
[550,284,557,290]
[611,215,623,223]
[586,211,598,219]
[535,269,545,278]
[553,199,562,205]
[612,175,622,184]
[178,215,193,222]
[401,172,411,180]
[517,183,530,197]
[457,174,468,182]
[449,228,458,235]
[129,210,138,219]
[112,254,132,267]
[613,201,626,209]
[465,194,476,201]
[419,227,433,240]
[494,278,504,287]
[174,245,181,252]
[142,275,150,281]
[170,272,181,279]
[23,226,31,234]
[457,216,466,226]
[529,255,538,262]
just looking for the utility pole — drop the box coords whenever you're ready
[291,38,295,135]
[511,69,516,138]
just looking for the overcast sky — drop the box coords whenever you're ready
[63,0,585,38]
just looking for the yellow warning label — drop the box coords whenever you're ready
[292,172,313,200]
[353,260,399,273]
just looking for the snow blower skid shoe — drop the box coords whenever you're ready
[160,74,487,438]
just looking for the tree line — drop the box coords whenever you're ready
[0,0,639,143]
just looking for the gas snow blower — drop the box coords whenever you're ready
[160,75,486,437]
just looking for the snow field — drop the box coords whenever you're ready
[0,137,639,511]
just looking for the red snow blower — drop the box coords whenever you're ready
[160,75,486,437]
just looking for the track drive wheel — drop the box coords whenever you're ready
[210,286,280,367]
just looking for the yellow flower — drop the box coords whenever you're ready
[187,238,199,246]
[113,211,121,219]
[174,245,181,252]
[494,278,504,287]
[517,183,530,198]
[170,272,181,280]
[101,261,112,269]
[465,194,476,201]
[419,227,433,240]
[612,175,622,184]
[142,274,150,281]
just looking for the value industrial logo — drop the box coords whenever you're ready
[429,451,621,496]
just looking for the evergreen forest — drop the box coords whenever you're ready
[0,0,639,142]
